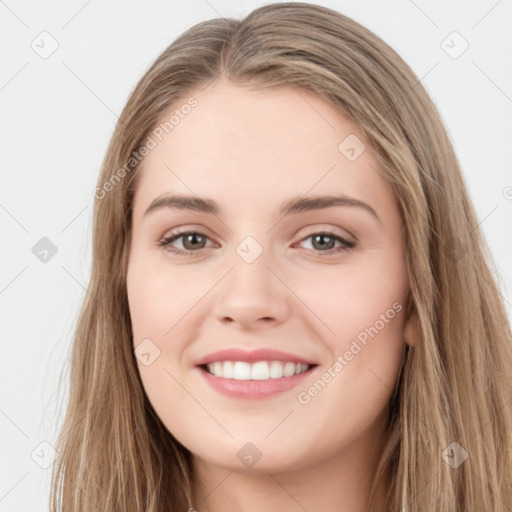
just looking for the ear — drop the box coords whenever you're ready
[403,295,420,347]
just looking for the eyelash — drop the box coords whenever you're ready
[158,228,356,257]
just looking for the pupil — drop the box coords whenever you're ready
[185,234,203,249]
[314,234,333,250]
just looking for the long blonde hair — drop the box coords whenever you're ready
[49,3,512,510]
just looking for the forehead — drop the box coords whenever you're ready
[132,79,392,218]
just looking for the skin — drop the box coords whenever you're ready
[126,77,419,512]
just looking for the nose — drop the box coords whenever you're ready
[212,247,291,330]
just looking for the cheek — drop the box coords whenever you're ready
[297,263,407,427]
[127,258,202,434]
[293,251,408,406]
[126,254,206,409]
[300,253,408,346]
[127,253,204,345]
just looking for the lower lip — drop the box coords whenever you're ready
[197,365,318,399]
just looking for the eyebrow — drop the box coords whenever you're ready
[143,193,380,223]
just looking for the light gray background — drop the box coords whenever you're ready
[1,1,511,510]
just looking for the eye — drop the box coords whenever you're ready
[159,229,214,256]
[158,228,356,257]
[297,229,356,255]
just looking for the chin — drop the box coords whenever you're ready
[185,433,295,466]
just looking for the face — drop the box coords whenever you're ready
[126,78,418,474]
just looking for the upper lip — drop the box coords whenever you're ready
[195,347,318,366]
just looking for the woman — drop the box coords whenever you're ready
[50,2,512,511]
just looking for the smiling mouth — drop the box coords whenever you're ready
[199,360,319,380]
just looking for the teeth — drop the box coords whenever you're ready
[251,361,269,380]
[222,361,234,378]
[269,361,284,378]
[205,360,311,380]
[283,362,296,377]
[234,361,251,380]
